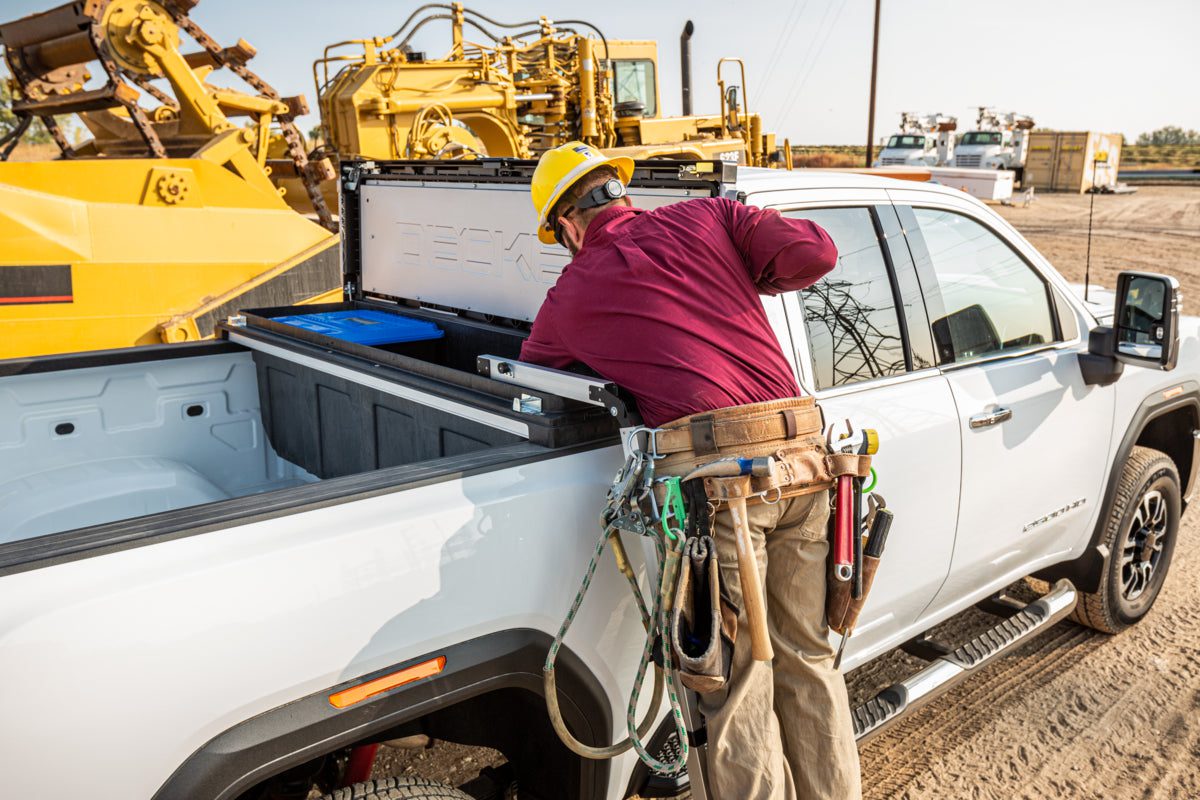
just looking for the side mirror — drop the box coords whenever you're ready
[1113,271,1180,370]
[1079,270,1181,386]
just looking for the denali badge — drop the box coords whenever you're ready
[1023,498,1087,533]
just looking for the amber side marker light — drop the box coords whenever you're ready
[1163,386,1184,400]
[329,656,446,709]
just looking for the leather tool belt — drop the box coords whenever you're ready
[652,397,835,503]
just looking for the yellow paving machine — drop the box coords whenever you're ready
[0,0,340,358]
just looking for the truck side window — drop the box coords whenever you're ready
[907,208,1057,365]
[784,208,908,390]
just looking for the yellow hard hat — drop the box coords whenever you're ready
[531,142,634,245]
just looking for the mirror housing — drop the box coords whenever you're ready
[1113,271,1180,370]
[1079,271,1181,386]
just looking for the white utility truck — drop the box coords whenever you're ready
[952,106,1036,177]
[873,112,957,167]
[0,160,1195,800]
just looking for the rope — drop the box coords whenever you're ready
[543,464,691,774]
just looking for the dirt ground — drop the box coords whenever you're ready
[851,184,1200,799]
[994,185,1200,306]
[368,186,1200,799]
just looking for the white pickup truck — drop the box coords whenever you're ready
[1,160,1195,800]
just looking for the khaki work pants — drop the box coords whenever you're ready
[698,491,862,800]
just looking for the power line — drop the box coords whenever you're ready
[760,1,809,98]
[776,0,849,126]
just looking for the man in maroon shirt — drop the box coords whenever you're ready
[524,143,861,800]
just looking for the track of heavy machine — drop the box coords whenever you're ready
[311,5,783,179]
[0,0,340,358]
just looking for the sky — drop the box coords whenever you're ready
[3,0,1197,144]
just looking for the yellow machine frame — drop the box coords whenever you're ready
[0,0,340,358]
[312,4,780,169]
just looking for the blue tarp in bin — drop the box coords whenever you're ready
[274,310,444,346]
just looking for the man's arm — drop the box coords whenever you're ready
[519,306,575,368]
[720,199,838,294]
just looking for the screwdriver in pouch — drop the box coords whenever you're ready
[864,506,894,559]
[852,476,864,599]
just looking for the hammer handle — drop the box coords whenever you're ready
[727,496,774,662]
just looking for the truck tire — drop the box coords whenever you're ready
[1072,446,1180,634]
[319,778,475,800]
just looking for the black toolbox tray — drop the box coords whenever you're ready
[226,300,623,454]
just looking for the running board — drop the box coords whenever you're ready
[852,579,1077,743]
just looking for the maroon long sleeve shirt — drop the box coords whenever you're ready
[519,198,838,427]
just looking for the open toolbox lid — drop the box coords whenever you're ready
[339,158,736,323]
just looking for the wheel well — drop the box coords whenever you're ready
[1135,405,1197,501]
[373,686,590,800]
[155,630,611,800]
[1033,395,1199,593]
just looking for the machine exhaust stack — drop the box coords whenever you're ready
[680,20,694,116]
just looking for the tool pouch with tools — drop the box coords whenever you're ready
[653,397,835,501]
[670,535,739,693]
[824,453,876,635]
[647,398,840,676]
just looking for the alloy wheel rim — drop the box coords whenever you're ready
[1119,489,1167,601]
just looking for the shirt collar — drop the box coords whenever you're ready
[581,205,643,250]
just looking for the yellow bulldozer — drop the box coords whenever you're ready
[308,5,784,189]
[0,0,341,358]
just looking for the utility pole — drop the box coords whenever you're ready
[865,0,881,167]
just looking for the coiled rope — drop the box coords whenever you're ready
[543,463,691,774]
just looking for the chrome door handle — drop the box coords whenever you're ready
[969,407,1013,429]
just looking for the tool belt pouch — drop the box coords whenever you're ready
[824,453,877,636]
[670,535,738,694]
[825,452,873,481]
[826,555,881,636]
[653,398,836,501]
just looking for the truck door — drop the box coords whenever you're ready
[766,198,962,660]
[893,201,1115,616]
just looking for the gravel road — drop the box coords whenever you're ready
[854,508,1199,799]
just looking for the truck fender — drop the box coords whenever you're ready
[152,629,611,800]
[1035,382,1199,593]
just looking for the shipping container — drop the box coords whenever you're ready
[1023,131,1122,192]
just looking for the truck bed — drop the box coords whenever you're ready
[0,306,618,555]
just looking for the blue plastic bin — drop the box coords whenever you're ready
[274,310,444,346]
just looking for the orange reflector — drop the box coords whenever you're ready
[329,656,446,709]
[1164,386,1184,400]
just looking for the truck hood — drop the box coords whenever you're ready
[1068,283,1116,324]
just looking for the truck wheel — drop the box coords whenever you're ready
[1072,446,1180,634]
[319,778,475,800]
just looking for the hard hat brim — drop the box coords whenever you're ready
[537,155,635,246]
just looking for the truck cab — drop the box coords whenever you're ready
[953,129,1013,169]
[874,133,937,166]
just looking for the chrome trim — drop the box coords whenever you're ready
[969,407,1013,429]
[937,340,1080,372]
